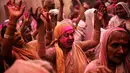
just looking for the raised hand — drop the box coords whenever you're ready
[22,12,31,24]
[41,9,52,31]
[41,10,51,23]
[30,7,43,23]
[6,0,25,22]
[94,10,102,30]
[97,6,107,20]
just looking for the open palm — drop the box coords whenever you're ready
[7,0,25,21]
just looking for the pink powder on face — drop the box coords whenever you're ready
[61,26,73,35]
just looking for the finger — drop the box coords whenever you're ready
[104,67,112,73]
[24,12,28,18]
[11,0,15,5]
[28,13,32,19]
[96,68,100,73]
[99,6,104,13]
[26,13,30,18]
[29,7,33,15]
[35,7,41,15]
[94,10,98,20]
[102,7,106,15]
[38,7,42,15]
[99,67,108,73]
[41,12,46,19]
[12,0,15,4]
[39,7,42,11]
[20,5,25,14]
[18,0,22,8]
[99,66,112,73]
[6,0,11,6]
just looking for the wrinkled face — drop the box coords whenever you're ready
[13,32,25,48]
[116,5,127,18]
[107,31,129,64]
[59,29,74,49]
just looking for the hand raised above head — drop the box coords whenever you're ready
[94,10,102,30]
[97,6,106,20]
[22,12,32,24]
[30,7,43,23]
[7,0,25,22]
[41,10,51,23]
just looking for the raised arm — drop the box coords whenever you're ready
[73,0,85,25]
[41,9,53,45]
[1,0,25,62]
[57,0,64,21]
[79,10,102,51]
[31,7,53,57]
[18,12,32,42]
[30,7,46,57]
[30,7,53,45]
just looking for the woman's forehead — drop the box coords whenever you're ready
[108,31,129,42]
[62,26,73,32]
[64,29,74,33]
[116,4,123,9]
[110,31,128,36]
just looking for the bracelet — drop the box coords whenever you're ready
[4,34,14,39]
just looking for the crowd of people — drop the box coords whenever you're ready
[0,0,130,73]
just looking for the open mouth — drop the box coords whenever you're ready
[67,40,73,45]
[114,55,124,61]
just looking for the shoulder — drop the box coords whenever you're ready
[44,46,56,60]
[46,46,56,55]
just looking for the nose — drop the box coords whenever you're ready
[118,46,124,54]
[68,35,73,40]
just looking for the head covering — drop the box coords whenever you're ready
[116,2,130,18]
[53,19,74,73]
[49,9,59,16]
[54,19,74,40]
[99,27,130,73]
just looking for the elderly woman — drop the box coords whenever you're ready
[42,9,102,73]
[84,27,130,73]
[107,2,130,31]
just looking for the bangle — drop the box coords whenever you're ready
[4,34,14,39]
